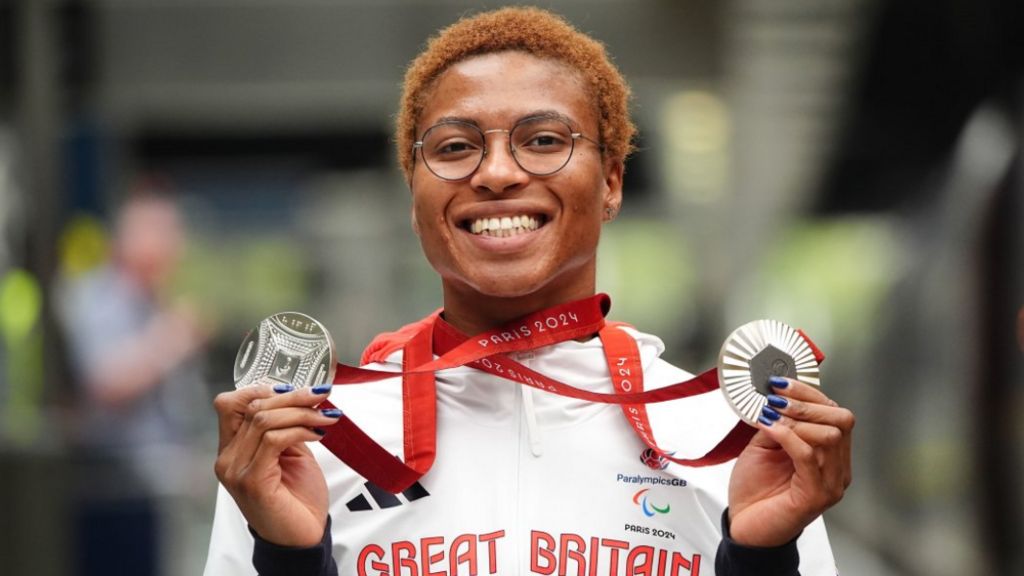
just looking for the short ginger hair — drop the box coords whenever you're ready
[396,6,635,181]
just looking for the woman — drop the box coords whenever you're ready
[206,7,854,575]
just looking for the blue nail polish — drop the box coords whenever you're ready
[273,383,294,393]
[313,427,327,436]
[320,408,343,418]
[311,384,332,395]
[761,405,781,421]
[769,376,789,389]
[757,414,775,427]
[767,394,789,409]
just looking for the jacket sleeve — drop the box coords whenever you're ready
[204,485,258,575]
[715,509,801,576]
[251,518,338,576]
[204,484,339,576]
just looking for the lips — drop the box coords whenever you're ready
[465,214,546,238]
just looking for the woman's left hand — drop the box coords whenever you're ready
[727,377,855,547]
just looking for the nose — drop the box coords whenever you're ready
[470,131,529,194]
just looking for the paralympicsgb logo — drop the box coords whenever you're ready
[640,448,670,470]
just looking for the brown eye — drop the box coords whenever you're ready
[512,118,573,155]
[437,141,476,155]
[521,133,568,151]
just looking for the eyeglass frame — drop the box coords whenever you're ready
[411,114,605,181]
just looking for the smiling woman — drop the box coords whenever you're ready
[205,7,854,576]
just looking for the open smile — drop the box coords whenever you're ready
[462,214,548,238]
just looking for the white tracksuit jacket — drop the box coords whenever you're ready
[205,327,837,575]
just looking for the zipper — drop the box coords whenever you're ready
[512,365,524,576]
[521,385,543,457]
[511,350,541,575]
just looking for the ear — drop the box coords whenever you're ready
[410,204,421,237]
[408,167,421,236]
[601,159,624,221]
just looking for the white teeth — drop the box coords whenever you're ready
[468,215,542,237]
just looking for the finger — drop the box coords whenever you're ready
[756,416,823,490]
[230,404,342,474]
[760,407,846,448]
[229,426,326,498]
[214,385,280,453]
[792,417,851,505]
[765,394,856,432]
[217,402,340,487]
[230,384,334,444]
[767,376,835,403]
[758,415,852,515]
[776,402,854,490]
[217,384,334,474]
[246,427,327,478]
[764,390,855,489]
[761,409,852,494]
[246,383,335,414]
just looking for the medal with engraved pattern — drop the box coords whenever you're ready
[718,319,822,425]
[233,312,336,390]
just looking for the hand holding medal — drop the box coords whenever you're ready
[213,313,344,548]
[723,324,855,549]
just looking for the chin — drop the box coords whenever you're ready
[438,254,594,303]
[468,277,549,299]
[461,266,584,302]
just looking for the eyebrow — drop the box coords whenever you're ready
[431,110,578,129]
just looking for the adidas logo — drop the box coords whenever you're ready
[345,481,430,512]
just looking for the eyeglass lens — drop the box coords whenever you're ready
[420,117,576,180]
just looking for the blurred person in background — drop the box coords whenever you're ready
[58,187,214,575]
[205,7,853,576]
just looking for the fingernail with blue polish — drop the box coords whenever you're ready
[769,376,789,389]
[311,384,332,395]
[757,414,775,427]
[313,427,327,436]
[320,408,343,418]
[761,405,781,421]
[767,394,789,409]
[273,383,294,394]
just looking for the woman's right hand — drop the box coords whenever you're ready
[213,384,341,547]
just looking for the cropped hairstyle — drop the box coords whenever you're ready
[397,6,635,182]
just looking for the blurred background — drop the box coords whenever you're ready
[0,0,1020,574]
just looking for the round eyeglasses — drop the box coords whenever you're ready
[412,115,603,181]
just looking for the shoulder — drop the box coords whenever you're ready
[607,324,696,382]
[359,310,442,365]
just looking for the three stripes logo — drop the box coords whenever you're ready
[346,481,430,512]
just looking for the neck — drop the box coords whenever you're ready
[440,280,597,336]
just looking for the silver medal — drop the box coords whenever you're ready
[717,319,820,425]
[233,312,337,390]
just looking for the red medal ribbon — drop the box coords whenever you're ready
[318,293,610,493]
[318,294,823,493]
[598,326,757,467]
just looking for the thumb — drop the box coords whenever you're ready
[745,426,781,450]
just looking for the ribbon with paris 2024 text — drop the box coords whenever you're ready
[316,294,824,493]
